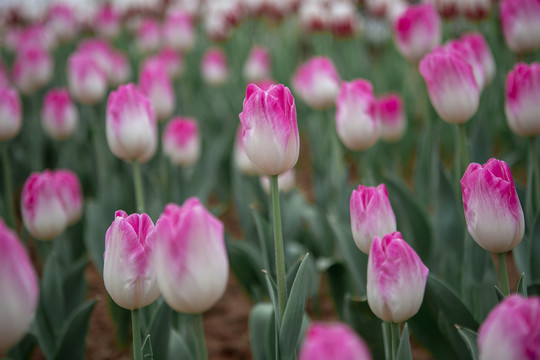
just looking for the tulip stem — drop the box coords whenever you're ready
[2,144,16,229]
[529,137,540,214]
[271,174,287,319]
[194,314,208,360]
[131,309,142,360]
[132,161,145,213]
[383,322,392,360]
[391,322,400,359]
[498,252,510,296]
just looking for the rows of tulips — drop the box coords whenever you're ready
[1,0,540,359]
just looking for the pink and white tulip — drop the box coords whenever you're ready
[137,18,162,54]
[243,45,271,83]
[335,79,379,151]
[41,88,78,140]
[292,56,341,109]
[299,322,372,360]
[46,3,78,43]
[12,45,52,95]
[53,170,83,225]
[298,1,328,33]
[138,62,175,122]
[106,84,157,163]
[109,51,131,86]
[77,39,114,83]
[104,210,160,310]
[328,1,360,38]
[505,62,540,137]
[93,3,122,39]
[500,0,540,54]
[367,232,429,323]
[0,87,22,141]
[162,117,201,166]
[460,32,496,86]
[0,218,39,352]
[156,48,184,78]
[239,83,299,176]
[444,39,486,91]
[461,158,524,253]
[67,51,108,105]
[151,198,228,314]
[162,10,195,53]
[233,126,259,175]
[478,295,540,360]
[376,93,406,142]
[201,47,229,86]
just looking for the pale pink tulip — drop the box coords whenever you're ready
[201,47,229,86]
[0,87,22,141]
[292,56,341,109]
[444,39,486,90]
[109,51,131,86]
[12,45,52,95]
[458,0,492,20]
[46,3,78,43]
[162,117,201,166]
[137,18,162,54]
[505,62,540,137]
[298,1,328,33]
[67,51,108,105]
[329,1,359,38]
[77,39,114,82]
[53,169,83,225]
[500,0,540,54]
[93,3,122,39]
[376,93,406,142]
[162,10,195,53]
[138,61,175,122]
[243,45,271,83]
[41,88,78,140]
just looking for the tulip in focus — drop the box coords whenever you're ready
[243,45,271,83]
[0,87,22,141]
[505,62,540,137]
[477,295,540,360]
[138,62,175,122]
[137,18,162,54]
[162,10,195,53]
[239,83,299,176]
[162,117,201,166]
[335,79,379,151]
[461,158,525,253]
[292,56,341,109]
[104,211,160,310]
[376,93,406,142]
[499,0,540,54]
[298,322,372,360]
[67,51,108,105]
[12,45,53,95]
[260,169,296,194]
[367,232,429,323]
[0,218,39,352]
[151,198,229,314]
[41,88,78,140]
[106,84,157,163]
[201,47,229,86]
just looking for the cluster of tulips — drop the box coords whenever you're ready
[1,0,540,359]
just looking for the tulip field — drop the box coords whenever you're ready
[2,0,540,359]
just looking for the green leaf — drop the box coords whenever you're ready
[167,330,194,360]
[528,283,540,296]
[226,238,266,302]
[396,323,412,360]
[252,209,273,274]
[6,334,37,360]
[456,326,479,360]
[62,257,88,315]
[326,263,349,319]
[263,270,280,330]
[249,303,274,360]
[142,335,154,360]
[83,199,109,274]
[494,286,505,302]
[147,300,172,360]
[41,253,65,331]
[53,300,96,360]
[517,273,527,296]
[107,295,131,348]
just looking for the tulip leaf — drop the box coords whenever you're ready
[326,262,349,319]
[167,329,194,360]
[142,335,153,360]
[62,257,88,316]
[251,209,274,274]
[147,299,172,360]
[227,238,267,302]
[6,333,37,360]
[456,326,479,360]
[494,286,505,302]
[249,303,274,360]
[517,273,528,297]
[41,253,65,331]
[263,270,280,330]
[53,300,96,360]
[83,199,109,274]
[396,323,412,360]
[107,295,132,348]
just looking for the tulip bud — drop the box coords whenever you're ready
[260,169,296,194]
[93,3,121,40]
[109,51,131,86]
[106,84,157,163]
[103,210,160,310]
[46,3,78,43]
[376,93,406,142]
[0,218,39,352]
[67,51,108,105]
[162,117,200,167]
[233,126,259,175]
[335,79,379,151]
[201,47,229,86]
[393,3,441,63]
[152,198,228,314]
[419,47,479,124]
[41,88,78,140]
[299,322,372,360]
[367,232,429,323]
[155,48,184,78]
[460,32,496,86]
[137,18,162,54]
[0,87,22,141]
[162,10,195,53]
[505,62,540,137]
[500,0,540,54]
[243,45,271,83]
[478,295,540,360]
[461,158,524,253]
[444,39,486,91]
[12,45,52,95]
[350,184,397,254]
[239,83,299,176]
[292,56,341,109]
[329,1,360,38]
[138,61,175,122]
[54,170,83,225]
[77,39,115,83]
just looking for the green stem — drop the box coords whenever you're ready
[498,252,510,296]
[132,161,145,213]
[383,322,392,360]
[194,314,208,360]
[455,124,469,187]
[131,309,142,360]
[459,124,469,165]
[391,322,400,360]
[271,175,287,319]
[529,137,540,213]
[2,144,16,229]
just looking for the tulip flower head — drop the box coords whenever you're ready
[162,117,201,167]
[109,51,131,86]
[41,88,78,140]
[460,32,496,86]
[93,3,121,39]
[500,0,540,54]
[243,45,271,83]
[162,10,195,53]
[12,45,52,95]
[46,3,78,43]
[461,158,525,253]
[138,61,175,122]
[376,93,406,142]
[137,18,162,54]
[233,126,259,175]
[0,87,22,141]
[201,47,229,86]
[67,50,108,105]
[292,56,341,109]
[505,62,540,137]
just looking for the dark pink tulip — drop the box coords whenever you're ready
[41,88,78,140]
[0,87,22,141]
[500,0,540,54]
[292,56,340,109]
[505,62,540,137]
[162,117,200,166]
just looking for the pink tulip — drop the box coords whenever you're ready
[162,117,201,166]
[77,39,114,83]
[13,24,54,52]
[151,198,228,314]
[0,87,22,141]
[365,0,393,17]
[201,47,229,86]
[93,3,122,39]
[376,93,406,142]
[335,79,378,151]
[299,322,372,360]
[138,61,175,122]
[67,51,108,105]
[106,84,157,163]
[0,218,39,352]
[41,88,78,140]
[367,232,429,323]
[419,47,479,124]
[292,56,341,109]
[460,32,496,86]
[109,51,131,86]
[500,0,540,54]
[260,169,296,194]
[12,45,52,95]
[46,3,78,43]
[137,18,162,54]
[505,62,540,137]
[329,1,359,38]
[156,48,184,78]
[233,126,259,175]
[444,39,486,90]
[243,45,271,83]
[53,170,83,225]
[103,210,160,310]
[298,1,328,33]
[393,3,441,63]
[458,0,492,20]
[478,295,540,360]
[162,10,195,53]
[461,158,525,253]
[239,83,299,176]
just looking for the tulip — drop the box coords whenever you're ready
[477,295,540,360]
[292,56,341,109]
[0,87,22,141]
[0,218,39,352]
[137,18,162,54]
[109,51,131,86]
[106,84,157,163]
[53,170,83,225]
[419,47,479,124]
[46,3,78,43]
[201,47,229,86]
[260,169,296,194]
[151,198,228,314]
[93,3,122,39]
[376,93,406,142]
[162,10,195,53]
[500,0,540,54]
[243,45,271,83]
[460,32,496,86]
[461,158,524,253]
[350,184,396,254]
[444,39,486,91]
[298,1,328,33]
[103,210,160,310]
[367,232,429,323]
[505,62,540,137]
[365,0,393,17]
[138,61,175,122]
[162,117,201,166]
[329,1,359,38]
[335,79,379,151]
[299,322,372,360]
[77,39,114,83]
[12,24,54,52]
[67,51,108,105]
[41,88,78,140]
[393,3,441,63]
[239,83,299,176]
[12,45,52,95]
[233,126,259,175]
[156,48,184,78]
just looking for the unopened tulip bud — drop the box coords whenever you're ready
[459,0,492,20]
[155,48,184,78]
[93,3,121,39]
[54,170,83,225]
[460,32,496,86]
[67,51,108,105]
[292,56,341,109]
[201,47,229,86]
[329,1,360,38]
[243,45,271,83]
[444,39,486,90]
[367,232,428,323]
[162,10,195,53]
[505,62,540,137]
[77,39,114,83]
[162,117,200,166]
[137,18,162,54]
[376,93,406,142]
[500,0,540,54]
[41,88,78,140]
[46,3,78,43]
[12,45,52,95]
[104,210,160,310]
[461,158,524,253]
[0,87,22,141]
[138,62,175,122]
